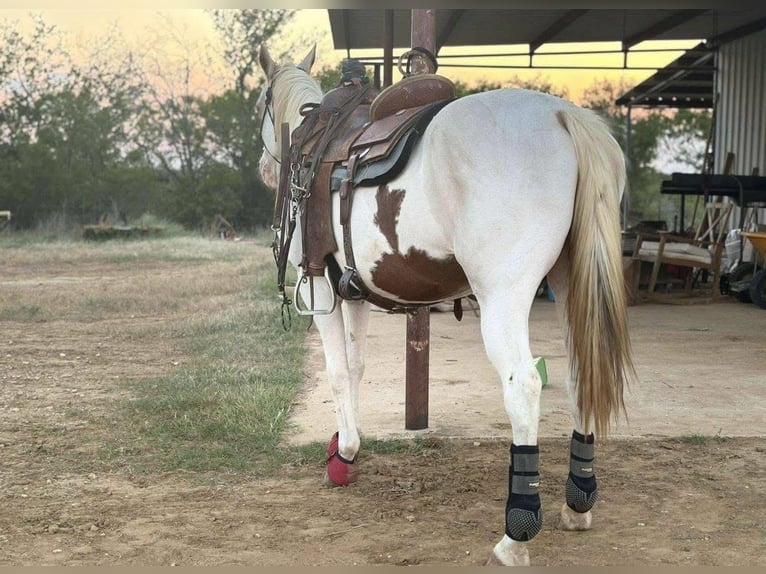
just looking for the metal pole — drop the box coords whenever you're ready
[403,8,436,430]
[624,105,632,230]
[405,307,430,430]
[384,9,394,87]
[410,9,437,73]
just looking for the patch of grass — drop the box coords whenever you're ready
[363,435,446,455]
[0,303,47,322]
[101,266,311,474]
[0,234,248,266]
[675,433,732,445]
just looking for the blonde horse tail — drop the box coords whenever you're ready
[556,107,635,437]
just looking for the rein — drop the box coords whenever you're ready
[272,121,295,330]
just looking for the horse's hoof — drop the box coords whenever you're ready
[558,503,592,531]
[325,432,359,486]
[324,456,359,486]
[485,551,505,566]
[485,546,530,566]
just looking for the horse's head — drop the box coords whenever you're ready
[256,44,320,190]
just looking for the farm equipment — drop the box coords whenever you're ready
[720,231,766,309]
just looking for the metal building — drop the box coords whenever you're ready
[715,29,766,233]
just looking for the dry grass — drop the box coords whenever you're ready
[0,233,311,476]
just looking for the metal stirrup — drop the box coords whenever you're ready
[293,267,337,316]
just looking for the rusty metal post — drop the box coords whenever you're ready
[410,9,437,73]
[402,9,437,431]
[383,9,394,88]
[405,307,430,430]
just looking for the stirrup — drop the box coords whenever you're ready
[293,267,338,316]
[338,267,366,301]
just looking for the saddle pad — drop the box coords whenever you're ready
[328,132,418,189]
[353,131,415,187]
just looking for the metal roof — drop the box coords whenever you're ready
[328,9,766,53]
[615,42,715,108]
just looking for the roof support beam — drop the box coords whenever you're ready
[529,10,588,54]
[707,16,766,47]
[436,9,466,54]
[617,49,714,106]
[622,10,708,51]
[342,10,352,58]
[383,9,393,87]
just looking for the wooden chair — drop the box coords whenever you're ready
[632,201,733,299]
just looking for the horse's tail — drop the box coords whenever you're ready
[556,107,635,437]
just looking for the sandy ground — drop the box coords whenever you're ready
[288,298,766,443]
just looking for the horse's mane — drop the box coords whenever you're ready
[271,66,323,152]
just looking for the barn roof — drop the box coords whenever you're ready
[615,42,715,108]
[328,8,766,53]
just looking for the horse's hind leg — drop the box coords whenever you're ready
[547,253,597,531]
[477,285,545,567]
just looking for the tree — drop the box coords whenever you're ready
[208,9,294,94]
[582,78,712,231]
[0,15,63,149]
[582,79,669,227]
[0,14,154,228]
[204,9,295,229]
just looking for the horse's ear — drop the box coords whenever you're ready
[297,44,316,73]
[259,44,276,79]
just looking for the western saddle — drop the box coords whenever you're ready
[274,59,456,315]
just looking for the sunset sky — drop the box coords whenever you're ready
[1,8,700,102]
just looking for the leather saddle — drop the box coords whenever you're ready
[280,68,456,313]
[289,73,455,279]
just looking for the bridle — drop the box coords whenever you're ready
[259,82,280,166]
[259,69,311,329]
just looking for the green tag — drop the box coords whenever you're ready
[534,356,548,387]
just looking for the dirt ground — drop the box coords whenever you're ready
[290,300,766,442]
[1,246,765,566]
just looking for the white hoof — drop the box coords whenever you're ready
[486,537,530,566]
[558,503,592,531]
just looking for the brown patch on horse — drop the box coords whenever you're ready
[374,185,405,252]
[371,247,470,302]
[370,183,469,302]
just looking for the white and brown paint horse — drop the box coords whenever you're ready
[257,45,634,566]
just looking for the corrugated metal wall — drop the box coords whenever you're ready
[714,30,766,231]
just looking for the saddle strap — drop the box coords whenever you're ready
[338,153,365,301]
[338,154,403,312]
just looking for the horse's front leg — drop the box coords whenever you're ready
[297,280,361,486]
[341,300,371,431]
